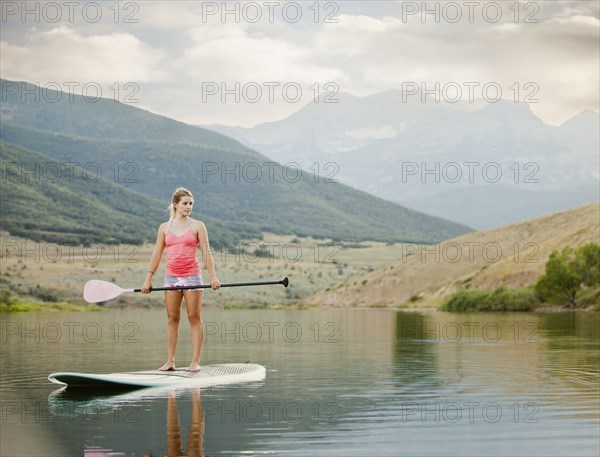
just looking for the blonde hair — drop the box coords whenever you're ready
[168,187,194,219]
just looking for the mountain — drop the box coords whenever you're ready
[0,79,253,152]
[1,140,165,245]
[203,91,599,228]
[401,183,600,229]
[300,202,600,308]
[0,141,258,246]
[0,80,470,245]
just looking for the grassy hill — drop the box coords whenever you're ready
[300,203,600,308]
[0,141,257,246]
[0,79,254,152]
[0,80,471,245]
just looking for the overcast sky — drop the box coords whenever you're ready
[1,1,598,127]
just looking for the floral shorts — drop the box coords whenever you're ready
[164,274,203,292]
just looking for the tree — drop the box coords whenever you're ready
[574,242,600,287]
[535,243,600,307]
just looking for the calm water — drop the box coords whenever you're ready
[1,309,598,456]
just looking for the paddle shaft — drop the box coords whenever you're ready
[134,277,288,293]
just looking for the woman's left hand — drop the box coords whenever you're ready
[210,276,221,290]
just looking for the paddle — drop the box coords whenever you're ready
[84,277,289,303]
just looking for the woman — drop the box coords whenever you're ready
[141,187,220,371]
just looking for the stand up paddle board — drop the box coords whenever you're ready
[48,363,266,389]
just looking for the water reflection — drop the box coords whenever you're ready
[165,390,203,457]
[49,387,206,456]
[391,311,599,427]
[393,312,447,391]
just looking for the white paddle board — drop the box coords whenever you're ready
[48,363,266,389]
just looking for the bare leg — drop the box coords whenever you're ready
[166,393,182,457]
[187,388,204,456]
[183,290,203,372]
[159,290,183,371]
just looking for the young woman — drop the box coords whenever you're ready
[141,187,220,371]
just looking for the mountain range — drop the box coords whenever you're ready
[205,91,599,229]
[0,79,470,246]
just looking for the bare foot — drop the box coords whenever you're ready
[187,362,201,372]
[158,362,176,371]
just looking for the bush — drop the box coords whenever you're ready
[441,286,537,312]
[29,285,63,302]
[484,286,536,311]
[0,289,15,306]
[441,289,491,312]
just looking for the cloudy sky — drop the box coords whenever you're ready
[1,1,598,127]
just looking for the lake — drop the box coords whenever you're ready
[1,309,598,456]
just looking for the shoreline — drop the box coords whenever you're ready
[2,301,597,313]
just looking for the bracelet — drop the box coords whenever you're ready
[148,270,155,275]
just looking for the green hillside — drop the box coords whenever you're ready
[0,79,471,245]
[0,140,162,244]
[0,79,254,153]
[0,141,259,246]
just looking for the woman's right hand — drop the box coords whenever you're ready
[141,279,153,294]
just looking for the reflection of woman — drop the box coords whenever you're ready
[166,389,204,457]
[141,187,220,371]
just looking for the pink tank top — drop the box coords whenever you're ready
[165,219,200,276]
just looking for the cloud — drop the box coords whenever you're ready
[0,1,596,126]
[312,9,599,124]
[175,23,344,85]
[315,14,403,58]
[0,25,169,85]
[153,20,351,125]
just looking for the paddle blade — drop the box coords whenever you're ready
[84,280,127,303]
